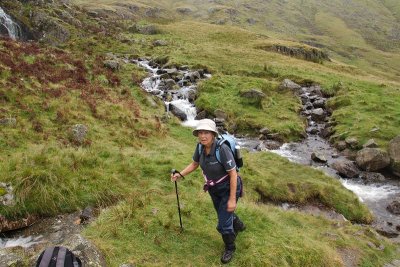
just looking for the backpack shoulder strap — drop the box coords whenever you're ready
[56,247,67,267]
[38,247,56,267]
[215,139,228,164]
[197,143,204,156]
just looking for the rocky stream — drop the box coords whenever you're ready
[0,7,399,264]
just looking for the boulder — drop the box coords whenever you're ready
[187,89,197,102]
[184,71,201,82]
[0,214,38,232]
[0,182,14,206]
[70,124,88,145]
[356,148,391,171]
[214,109,227,120]
[176,7,192,14]
[247,18,257,25]
[311,108,325,121]
[313,99,325,108]
[259,127,271,135]
[240,89,266,99]
[388,135,400,177]
[103,60,120,71]
[363,139,379,148]
[331,159,360,178]
[345,137,359,149]
[31,11,70,46]
[0,117,16,126]
[319,126,333,138]
[311,152,327,163]
[257,140,281,150]
[195,110,206,120]
[159,79,176,91]
[169,104,187,121]
[153,40,168,46]
[336,141,347,151]
[359,172,386,183]
[279,79,301,91]
[340,148,357,161]
[386,197,400,215]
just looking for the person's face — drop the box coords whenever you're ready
[197,130,215,147]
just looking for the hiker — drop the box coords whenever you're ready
[171,119,245,264]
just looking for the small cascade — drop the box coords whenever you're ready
[135,59,210,127]
[0,7,21,40]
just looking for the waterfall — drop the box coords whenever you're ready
[0,7,22,40]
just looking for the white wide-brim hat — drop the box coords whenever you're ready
[192,119,218,136]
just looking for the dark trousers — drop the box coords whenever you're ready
[208,176,242,235]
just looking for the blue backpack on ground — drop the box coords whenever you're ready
[198,133,243,171]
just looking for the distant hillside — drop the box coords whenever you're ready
[71,0,400,81]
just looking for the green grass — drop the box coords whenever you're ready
[1,1,400,266]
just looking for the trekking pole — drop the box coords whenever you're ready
[171,169,184,232]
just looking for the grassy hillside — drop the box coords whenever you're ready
[1,0,400,266]
[72,0,400,81]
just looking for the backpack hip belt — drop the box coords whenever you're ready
[202,172,229,192]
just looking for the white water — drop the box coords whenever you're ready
[0,235,43,248]
[341,179,400,202]
[0,7,21,40]
[136,60,209,129]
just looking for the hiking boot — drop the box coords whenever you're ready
[221,234,236,264]
[233,216,246,235]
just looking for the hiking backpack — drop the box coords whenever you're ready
[36,246,82,267]
[198,133,243,171]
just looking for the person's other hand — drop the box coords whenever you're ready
[227,199,236,212]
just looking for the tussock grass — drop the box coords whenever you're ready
[1,1,399,265]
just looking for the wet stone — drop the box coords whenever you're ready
[311,152,327,163]
[387,197,400,215]
[359,172,385,184]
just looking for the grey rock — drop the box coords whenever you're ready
[363,139,379,148]
[0,117,16,126]
[184,71,201,82]
[336,141,347,151]
[360,172,386,183]
[240,89,265,99]
[176,7,192,14]
[340,148,357,161]
[187,89,197,102]
[259,127,271,135]
[247,18,257,25]
[387,197,400,215]
[279,79,301,90]
[319,126,333,138]
[331,159,361,178]
[195,110,206,120]
[258,140,281,150]
[70,124,88,145]
[313,99,325,108]
[153,40,168,46]
[311,151,327,163]
[214,109,227,120]
[388,135,400,177]
[169,104,187,121]
[345,137,359,149]
[311,108,325,121]
[103,60,120,71]
[356,148,391,171]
